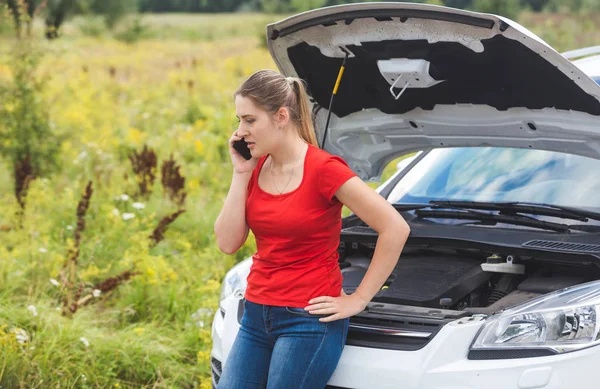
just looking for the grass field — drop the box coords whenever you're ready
[0,10,598,389]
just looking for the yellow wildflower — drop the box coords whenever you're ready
[195,140,204,154]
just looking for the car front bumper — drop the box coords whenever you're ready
[211,297,600,389]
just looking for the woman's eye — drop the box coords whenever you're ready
[246,119,255,124]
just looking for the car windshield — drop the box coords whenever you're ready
[387,147,600,212]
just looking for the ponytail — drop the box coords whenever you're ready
[291,79,319,147]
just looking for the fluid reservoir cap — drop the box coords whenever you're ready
[439,297,453,306]
[486,254,503,264]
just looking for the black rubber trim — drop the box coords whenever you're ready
[271,8,495,40]
[468,348,557,360]
[237,298,244,324]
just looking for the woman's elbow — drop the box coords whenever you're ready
[214,229,238,255]
[216,239,240,255]
[394,214,411,241]
[219,245,238,255]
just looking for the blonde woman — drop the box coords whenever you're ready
[214,69,410,389]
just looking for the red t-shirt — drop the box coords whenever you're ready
[244,143,357,308]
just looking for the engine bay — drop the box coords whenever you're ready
[339,244,600,315]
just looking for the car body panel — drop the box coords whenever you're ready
[212,296,600,389]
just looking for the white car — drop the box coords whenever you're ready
[212,3,600,389]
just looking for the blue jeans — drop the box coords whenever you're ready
[217,299,350,389]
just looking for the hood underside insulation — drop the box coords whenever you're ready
[287,35,600,118]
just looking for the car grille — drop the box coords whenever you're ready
[346,314,443,351]
[211,356,222,389]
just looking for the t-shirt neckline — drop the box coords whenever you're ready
[256,143,311,198]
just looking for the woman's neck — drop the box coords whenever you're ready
[269,136,307,172]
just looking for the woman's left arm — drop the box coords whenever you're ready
[306,176,411,322]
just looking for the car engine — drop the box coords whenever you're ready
[339,247,597,314]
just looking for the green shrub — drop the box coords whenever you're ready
[76,15,107,37]
[0,35,63,201]
[114,15,151,44]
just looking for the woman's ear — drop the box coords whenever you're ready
[274,106,290,129]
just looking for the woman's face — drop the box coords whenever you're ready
[235,95,285,158]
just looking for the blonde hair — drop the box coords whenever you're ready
[234,69,318,146]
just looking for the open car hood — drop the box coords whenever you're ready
[266,3,600,181]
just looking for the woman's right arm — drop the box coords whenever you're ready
[214,172,251,254]
[214,131,258,254]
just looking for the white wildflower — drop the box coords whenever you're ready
[50,278,60,286]
[38,248,48,253]
[120,194,129,201]
[112,208,120,217]
[56,307,61,311]
[191,308,213,320]
[80,337,89,347]
[92,289,101,297]
[132,202,145,210]
[27,305,38,317]
[14,328,29,344]
[122,213,135,220]
[66,225,74,231]
[192,308,213,328]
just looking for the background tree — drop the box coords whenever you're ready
[44,0,77,39]
[4,0,38,38]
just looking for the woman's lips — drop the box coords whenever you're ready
[247,141,255,148]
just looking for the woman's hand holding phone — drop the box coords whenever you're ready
[229,131,258,174]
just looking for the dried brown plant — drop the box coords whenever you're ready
[14,154,34,209]
[128,144,157,198]
[59,181,140,315]
[61,181,93,316]
[149,209,186,247]
[161,154,187,206]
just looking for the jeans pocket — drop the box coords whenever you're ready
[285,306,309,314]
[285,306,326,318]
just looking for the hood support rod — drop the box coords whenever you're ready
[321,47,350,149]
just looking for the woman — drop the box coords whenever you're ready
[214,69,410,389]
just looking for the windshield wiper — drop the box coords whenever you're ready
[415,209,571,233]
[344,201,596,233]
[430,201,600,223]
[343,203,431,227]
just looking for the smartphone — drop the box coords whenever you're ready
[232,139,252,160]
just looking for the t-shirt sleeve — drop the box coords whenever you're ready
[318,155,358,204]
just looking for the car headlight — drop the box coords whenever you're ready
[219,257,252,312]
[471,280,600,355]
